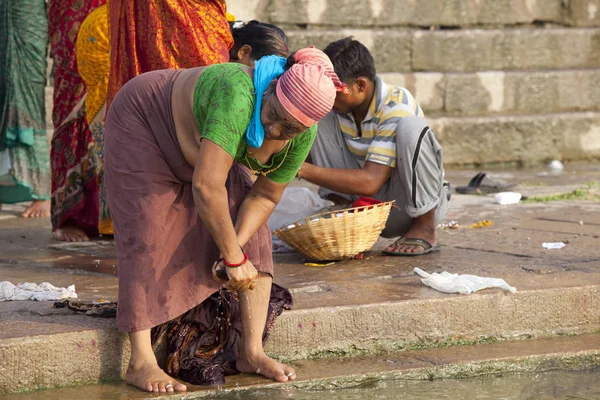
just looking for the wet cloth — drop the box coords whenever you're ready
[0,0,50,204]
[107,0,233,108]
[312,112,448,238]
[194,63,317,183]
[152,285,292,386]
[0,281,77,302]
[48,0,104,237]
[76,4,112,235]
[104,69,276,332]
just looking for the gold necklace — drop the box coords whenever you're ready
[244,142,291,177]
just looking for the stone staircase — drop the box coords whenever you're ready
[228,0,600,165]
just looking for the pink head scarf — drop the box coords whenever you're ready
[275,47,345,127]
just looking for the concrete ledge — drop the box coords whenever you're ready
[3,285,598,393]
[286,28,600,73]
[381,69,600,116]
[265,285,600,360]
[0,328,130,394]
[228,0,600,28]
[430,112,600,165]
[8,334,600,399]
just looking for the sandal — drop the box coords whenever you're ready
[382,237,441,256]
[455,172,517,195]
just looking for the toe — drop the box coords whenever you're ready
[174,382,187,391]
[144,382,153,392]
[158,383,167,393]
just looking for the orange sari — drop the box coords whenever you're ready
[107,0,233,107]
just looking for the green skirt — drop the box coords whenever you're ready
[0,0,50,204]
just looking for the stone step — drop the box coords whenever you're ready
[228,0,600,28]
[285,27,600,73]
[4,333,600,399]
[381,69,600,116]
[2,283,599,394]
[42,69,600,119]
[429,111,600,165]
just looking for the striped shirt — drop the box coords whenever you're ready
[336,76,425,168]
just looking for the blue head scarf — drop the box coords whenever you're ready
[245,55,288,148]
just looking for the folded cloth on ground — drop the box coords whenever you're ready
[414,268,517,295]
[0,281,78,301]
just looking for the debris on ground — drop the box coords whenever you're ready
[414,267,517,295]
[542,242,566,250]
[468,220,494,229]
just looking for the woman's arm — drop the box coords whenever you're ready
[234,175,286,246]
[193,139,258,291]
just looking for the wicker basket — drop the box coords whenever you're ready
[272,201,394,261]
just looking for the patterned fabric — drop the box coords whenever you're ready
[106,0,233,107]
[194,63,317,184]
[48,0,104,236]
[336,76,425,168]
[76,4,112,235]
[0,0,50,204]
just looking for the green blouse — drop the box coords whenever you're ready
[193,63,316,184]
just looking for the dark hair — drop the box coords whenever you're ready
[323,37,376,82]
[229,20,289,61]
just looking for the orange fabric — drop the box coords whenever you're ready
[107,0,233,107]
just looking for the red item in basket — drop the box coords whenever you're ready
[351,197,382,210]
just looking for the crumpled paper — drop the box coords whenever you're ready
[414,268,517,295]
[0,281,78,302]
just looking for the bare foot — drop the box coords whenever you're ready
[384,208,437,254]
[237,352,296,382]
[125,361,187,393]
[384,228,437,254]
[21,200,50,218]
[52,225,90,242]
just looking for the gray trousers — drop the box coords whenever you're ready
[310,112,448,238]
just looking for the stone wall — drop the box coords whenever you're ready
[228,0,600,165]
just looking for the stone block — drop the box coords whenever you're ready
[379,72,446,112]
[413,28,600,72]
[444,69,600,115]
[377,0,563,27]
[226,0,267,22]
[266,0,565,27]
[429,112,600,165]
[567,0,600,26]
[287,29,413,72]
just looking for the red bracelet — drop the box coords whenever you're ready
[224,252,248,268]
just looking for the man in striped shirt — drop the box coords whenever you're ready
[297,37,449,256]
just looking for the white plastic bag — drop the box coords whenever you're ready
[268,187,333,231]
[414,268,517,295]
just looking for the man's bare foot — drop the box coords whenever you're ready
[125,361,187,393]
[385,227,437,254]
[21,200,50,218]
[237,352,296,382]
[52,226,90,242]
[384,209,437,254]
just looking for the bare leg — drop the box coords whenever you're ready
[236,273,296,382]
[52,225,90,242]
[21,200,50,218]
[385,208,437,254]
[125,329,187,393]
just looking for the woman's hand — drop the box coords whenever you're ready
[212,258,259,292]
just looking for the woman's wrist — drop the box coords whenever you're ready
[224,252,248,268]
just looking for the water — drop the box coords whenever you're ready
[214,369,600,400]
